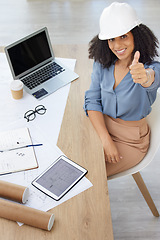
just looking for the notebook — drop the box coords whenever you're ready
[0,127,38,175]
[4,27,79,100]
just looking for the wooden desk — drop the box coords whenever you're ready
[0,45,113,240]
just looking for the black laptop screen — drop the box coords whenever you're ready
[7,31,52,76]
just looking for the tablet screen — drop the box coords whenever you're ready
[32,155,88,200]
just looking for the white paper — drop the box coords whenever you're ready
[0,53,75,144]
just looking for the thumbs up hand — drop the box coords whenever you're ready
[132,51,140,65]
[130,51,148,84]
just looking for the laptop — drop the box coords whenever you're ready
[4,27,79,100]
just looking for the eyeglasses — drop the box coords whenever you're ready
[24,105,47,122]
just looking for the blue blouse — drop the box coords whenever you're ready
[84,61,160,121]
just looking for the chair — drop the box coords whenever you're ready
[107,92,160,217]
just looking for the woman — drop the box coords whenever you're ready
[84,2,160,176]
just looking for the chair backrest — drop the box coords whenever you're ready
[108,92,160,180]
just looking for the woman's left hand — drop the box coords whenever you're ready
[129,51,148,85]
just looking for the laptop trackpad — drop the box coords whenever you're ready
[46,78,66,92]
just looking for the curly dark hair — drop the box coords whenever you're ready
[88,24,159,68]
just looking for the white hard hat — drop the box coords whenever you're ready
[98,2,141,40]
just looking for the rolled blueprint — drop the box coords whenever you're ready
[0,180,29,203]
[0,199,54,231]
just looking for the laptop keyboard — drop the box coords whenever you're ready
[21,62,65,90]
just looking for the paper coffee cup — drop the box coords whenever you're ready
[10,80,23,99]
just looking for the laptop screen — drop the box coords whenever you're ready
[6,30,52,77]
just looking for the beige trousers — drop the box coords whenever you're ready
[104,115,151,177]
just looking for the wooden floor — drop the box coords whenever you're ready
[1,0,160,239]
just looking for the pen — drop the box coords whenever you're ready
[0,144,43,153]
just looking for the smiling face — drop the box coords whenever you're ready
[108,32,134,64]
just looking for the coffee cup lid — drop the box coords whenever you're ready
[10,80,23,91]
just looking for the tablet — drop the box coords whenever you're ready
[32,155,88,201]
